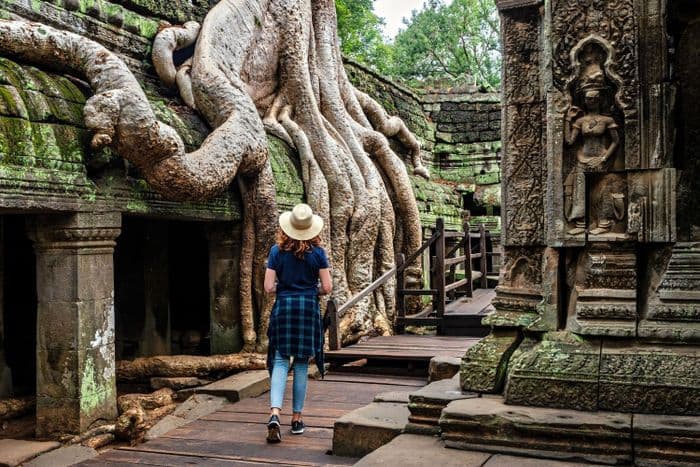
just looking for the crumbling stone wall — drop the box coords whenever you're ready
[345,59,502,234]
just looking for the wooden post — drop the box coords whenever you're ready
[327,299,341,350]
[395,253,406,334]
[479,224,488,289]
[435,218,446,322]
[463,221,473,298]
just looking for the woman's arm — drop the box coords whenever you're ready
[264,268,277,294]
[318,268,332,295]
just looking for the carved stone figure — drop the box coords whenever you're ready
[563,42,621,236]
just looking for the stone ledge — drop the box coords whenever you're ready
[407,374,476,435]
[439,397,632,465]
[182,370,270,402]
[333,402,409,458]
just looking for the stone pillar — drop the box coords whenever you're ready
[0,217,11,398]
[28,212,121,436]
[140,222,170,356]
[206,222,242,354]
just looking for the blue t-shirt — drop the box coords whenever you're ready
[267,244,330,296]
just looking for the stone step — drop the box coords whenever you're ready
[179,370,270,402]
[439,396,700,466]
[333,402,409,458]
[428,355,461,382]
[406,374,476,435]
[440,396,632,465]
[353,434,596,467]
[0,439,60,467]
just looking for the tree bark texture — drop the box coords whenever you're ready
[0,0,428,346]
[116,354,267,381]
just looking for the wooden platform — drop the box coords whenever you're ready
[324,335,480,366]
[78,373,426,467]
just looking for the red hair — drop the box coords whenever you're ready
[276,228,322,259]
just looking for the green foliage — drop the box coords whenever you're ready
[390,0,501,90]
[335,0,393,74]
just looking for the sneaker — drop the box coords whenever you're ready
[291,419,305,435]
[267,415,281,443]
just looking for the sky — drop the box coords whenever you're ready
[373,0,428,39]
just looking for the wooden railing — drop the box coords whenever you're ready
[326,218,493,349]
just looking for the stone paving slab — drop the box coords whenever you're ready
[333,402,409,458]
[373,391,410,403]
[145,394,227,441]
[483,454,603,467]
[23,445,97,467]
[353,434,490,467]
[0,439,60,467]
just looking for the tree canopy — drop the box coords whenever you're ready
[335,0,393,74]
[335,0,501,90]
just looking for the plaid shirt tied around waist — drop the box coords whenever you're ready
[267,294,325,377]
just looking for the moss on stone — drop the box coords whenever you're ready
[268,135,304,209]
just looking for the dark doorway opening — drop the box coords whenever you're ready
[114,217,210,360]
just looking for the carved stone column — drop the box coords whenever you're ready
[28,212,121,436]
[461,0,551,393]
[206,222,242,354]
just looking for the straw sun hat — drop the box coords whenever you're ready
[279,203,324,241]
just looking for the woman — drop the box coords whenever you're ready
[264,203,332,443]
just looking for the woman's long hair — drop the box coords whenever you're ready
[276,228,322,259]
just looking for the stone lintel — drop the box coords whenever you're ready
[496,0,542,11]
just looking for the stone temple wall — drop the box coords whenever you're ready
[461,0,700,418]
[345,59,502,233]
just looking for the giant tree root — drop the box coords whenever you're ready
[0,0,428,347]
[0,396,34,420]
[117,354,267,382]
[116,388,179,445]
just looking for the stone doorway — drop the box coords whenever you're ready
[115,217,210,360]
[1,216,37,399]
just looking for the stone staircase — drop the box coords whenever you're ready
[333,358,700,466]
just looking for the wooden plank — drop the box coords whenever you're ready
[435,218,446,320]
[320,374,425,386]
[80,450,283,466]
[399,289,437,296]
[444,255,466,266]
[131,437,356,465]
[445,278,469,293]
[202,411,339,429]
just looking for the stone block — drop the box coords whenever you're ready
[193,370,269,402]
[483,454,599,466]
[460,330,521,393]
[505,333,601,411]
[598,342,700,415]
[333,402,409,457]
[146,394,227,441]
[407,374,475,434]
[439,397,632,465]
[373,391,410,403]
[353,434,491,467]
[24,445,97,467]
[428,355,461,382]
[0,440,60,467]
[633,413,700,466]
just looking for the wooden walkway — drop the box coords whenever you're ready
[79,373,427,466]
[324,335,480,366]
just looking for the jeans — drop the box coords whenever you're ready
[270,350,309,413]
